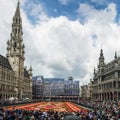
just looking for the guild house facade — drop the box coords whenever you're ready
[91,49,120,102]
[0,1,32,100]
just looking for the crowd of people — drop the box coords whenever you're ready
[0,100,120,120]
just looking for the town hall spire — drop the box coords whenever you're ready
[6,0,25,74]
[14,0,20,18]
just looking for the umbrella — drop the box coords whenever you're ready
[14,97,18,100]
[64,115,81,120]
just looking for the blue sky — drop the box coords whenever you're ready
[1,0,120,84]
[22,0,120,24]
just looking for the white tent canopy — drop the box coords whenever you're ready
[9,97,15,101]
[9,97,18,101]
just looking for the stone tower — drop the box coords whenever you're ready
[97,49,105,83]
[6,1,25,75]
[98,49,105,69]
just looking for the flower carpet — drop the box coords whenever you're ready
[4,102,88,113]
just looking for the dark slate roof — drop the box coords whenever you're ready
[0,54,13,70]
[24,68,30,78]
[32,76,37,81]
[44,78,65,83]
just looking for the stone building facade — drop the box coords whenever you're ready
[0,1,32,100]
[81,84,91,98]
[64,80,79,96]
[91,49,120,102]
[43,78,65,97]
[32,76,80,99]
[32,76,44,99]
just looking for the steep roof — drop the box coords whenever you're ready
[44,78,65,82]
[14,1,21,18]
[0,54,13,70]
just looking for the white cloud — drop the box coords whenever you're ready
[0,1,120,85]
[77,3,117,24]
[22,0,49,23]
[0,0,17,56]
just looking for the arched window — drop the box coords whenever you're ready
[14,42,17,52]
[19,19,21,23]
[113,81,116,88]
[15,28,17,34]
[18,29,20,35]
[16,18,17,23]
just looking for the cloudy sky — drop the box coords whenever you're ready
[0,0,120,84]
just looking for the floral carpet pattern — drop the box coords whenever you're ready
[4,102,88,113]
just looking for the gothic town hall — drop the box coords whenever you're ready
[0,1,32,100]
